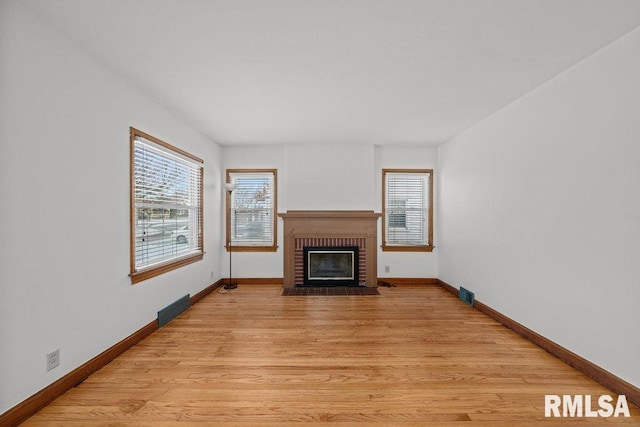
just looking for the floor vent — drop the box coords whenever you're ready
[158,294,190,327]
[459,287,475,306]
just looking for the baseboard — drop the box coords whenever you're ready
[223,277,284,286]
[380,277,438,286]
[437,278,459,296]
[226,278,439,287]
[436,279,640,407]
[190,279,224,305]
[0,279,224,427]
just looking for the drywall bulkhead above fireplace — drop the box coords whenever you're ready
[278,210,382,288]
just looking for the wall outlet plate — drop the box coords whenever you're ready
[47,349,60,371]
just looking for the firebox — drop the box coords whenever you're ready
[302,246,359,286]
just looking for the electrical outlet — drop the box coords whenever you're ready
[47,349,60,371]
[384,266,390,273]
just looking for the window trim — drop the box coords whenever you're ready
[225,169,278,252]
[129,127,204,284]
[381,168,433,252]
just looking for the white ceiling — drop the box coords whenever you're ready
[22,0,640,146]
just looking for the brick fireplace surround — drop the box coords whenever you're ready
[278,210,382,288]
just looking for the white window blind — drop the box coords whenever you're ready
[228,171,275,246]
[133,134,203,272]
[384,170,431,247]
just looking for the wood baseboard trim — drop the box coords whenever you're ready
[190,279,224,305]
[436,278,459,296]
[0,280,223,427]
[223,277,284,286]
[381,277,438,286]
[436,279,640,407]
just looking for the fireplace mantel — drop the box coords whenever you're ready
[278,210,382,288]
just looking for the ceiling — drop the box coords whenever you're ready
[21,0,640,146]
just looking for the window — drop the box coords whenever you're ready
[130,128,203,283]
[382,169,433,251]
[226,169,277,252]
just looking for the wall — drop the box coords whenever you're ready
[375,145,438,278]
[286,144,375,211]
[222,143,438,279]
[0,1,222,413]
[222,145,286,278]
[438,27,640,387]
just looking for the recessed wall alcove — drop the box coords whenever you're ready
[278,210,382,288]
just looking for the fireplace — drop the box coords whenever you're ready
[303,246,359,286]
[278,211,382,288]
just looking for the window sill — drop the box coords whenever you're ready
[381,245,434,252]
[225,245,278,253]
[130,253,203,284]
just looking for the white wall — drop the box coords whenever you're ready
[375,145,438,278]
[222,143,438,279]
[222,145,286,278]
[0,1,222,413]
[438,27,640,387]
[286,144,375,211]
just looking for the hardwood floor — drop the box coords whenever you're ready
[23,285,639,425]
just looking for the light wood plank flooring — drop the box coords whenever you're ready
[23,284,639,425]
